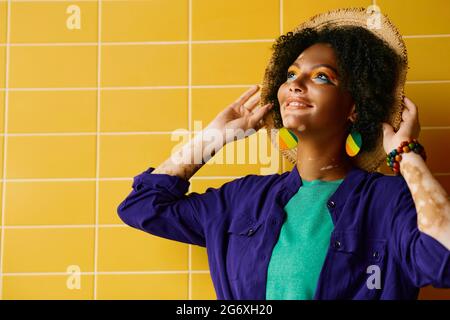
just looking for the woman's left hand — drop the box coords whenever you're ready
[382,96,421,154]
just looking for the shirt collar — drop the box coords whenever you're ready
[278,164,368,208]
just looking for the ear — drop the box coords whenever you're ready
[348,104,357,123]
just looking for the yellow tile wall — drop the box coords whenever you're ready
[0,0,448,300]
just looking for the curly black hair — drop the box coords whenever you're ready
[263,25,405,153]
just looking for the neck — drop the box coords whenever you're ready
[295,138,354,182]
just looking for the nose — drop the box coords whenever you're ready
[288,75,307,93]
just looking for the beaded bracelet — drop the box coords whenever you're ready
[386,139,427,175]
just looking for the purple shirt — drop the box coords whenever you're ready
[117,165,450,299]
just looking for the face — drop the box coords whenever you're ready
[277,42,355,140]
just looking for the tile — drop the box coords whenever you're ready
[0,90,4,132]
[0,1,6,43]
[377,130,450,174]
[96,273,188,299]
[405,83,450,127]
[405,37,450,81]
[9,46,97,88]
[190,178,234,194]
[2,275,94,300]
[283,0,372,33]
[102,0,188,42]
[418,285,450,300]
[192,42,272,85]
[191,87,259,129]
[435,175,450,195]
[419,129,450,173]
[6,135,96,178]
[194,129,282,176]
[99,180,133,225]
[10,1,98,43]
[191,273,216,300]
[190,245,209,271]
[0,182,2,225]
[377,0,450,35]
[3,228,94,273]
[97,227,188,271]
[4,181,95,225]
[101,44,188,87]
[192,0,279,40]
[8,90,97,133]
[0,136,3,178]
[99,134,184,178]
[0,45,5,88]
[100,89,188,132]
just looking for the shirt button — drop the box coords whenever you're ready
[327,200,336,209]
[247,228,254,236]
[333,240,342,249]
[373,251,380,259]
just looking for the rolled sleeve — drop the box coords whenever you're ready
[390,181,450,288]
[117,167,206,247]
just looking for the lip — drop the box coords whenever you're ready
[285,97,313,109]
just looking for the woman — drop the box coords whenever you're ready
[117,8,450,299]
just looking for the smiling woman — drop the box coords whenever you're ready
[261,25,404,172]
[118,7,450,300]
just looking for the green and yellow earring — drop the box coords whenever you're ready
[278,127,298,150]
[345,128,362,157]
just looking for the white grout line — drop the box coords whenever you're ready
[406,80,450,84]
[2,270,211,277]
[0,176,246,182]
[0,84,271,90]
[0,171,449,183]
[1,34,450,47]
[0,40,276,47]
[4,0,100,2]
[279,0,283,36]
[403,34,450,39]
[280,0,284,175]
[0,126,449,137]
[1,224,128,229]
[188,0,192,301]
[0,81,450,92]
[93,0,102,300]
[0,0,11,300]
[1,81,450,92]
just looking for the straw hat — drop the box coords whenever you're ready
[260,7,408,172]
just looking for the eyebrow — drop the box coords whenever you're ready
[292,62,339,76]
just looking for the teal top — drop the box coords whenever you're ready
[266,177,344,299]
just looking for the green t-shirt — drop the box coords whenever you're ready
[266,178,343,299]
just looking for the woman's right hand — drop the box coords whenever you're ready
[204,85,274,146]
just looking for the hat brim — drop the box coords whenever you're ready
[260,7,408,172]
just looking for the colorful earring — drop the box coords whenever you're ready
[345,128,362,157]
[278,127,298,150]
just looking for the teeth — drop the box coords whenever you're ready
[288,101,308,107]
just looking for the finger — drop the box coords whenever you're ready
[404,96,418,114]
[249,103,273,128]
[243,90,261,112]
[240,104,251,115]
[235,85,260,107]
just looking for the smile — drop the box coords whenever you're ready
[285,101,312,110]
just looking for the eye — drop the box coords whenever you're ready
[287,70,297,81]
[313,72,331,84]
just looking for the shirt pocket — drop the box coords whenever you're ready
[329,231,387,298]
[225,216,264,281]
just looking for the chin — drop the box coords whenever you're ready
[282,117,305,130]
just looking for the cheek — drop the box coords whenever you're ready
[312,87,347,114]
[277,84,287,104]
